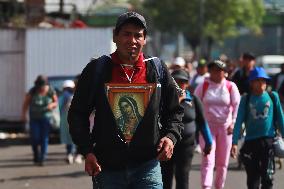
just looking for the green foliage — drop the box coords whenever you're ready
[128,0,144,10]
[143,0,265,47]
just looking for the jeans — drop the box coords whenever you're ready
[29,118,50,163]
[66,144,76,155]
[93,159,163,189]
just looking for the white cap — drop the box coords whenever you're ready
[63,80,75,88]
[174,57,186,67]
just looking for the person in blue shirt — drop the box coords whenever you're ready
[59,80,77,164]
[231,67,284,189]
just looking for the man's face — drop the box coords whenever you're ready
[281,64,284,72]
[113,23,146,63]
[197,66,207,75]
[243,59,255,71]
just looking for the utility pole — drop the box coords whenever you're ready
[59,0,64,13]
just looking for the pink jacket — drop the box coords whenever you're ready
[194,78,240,127]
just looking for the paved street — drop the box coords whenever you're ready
[0,142,284,189]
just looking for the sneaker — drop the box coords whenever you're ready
[67,154,74,164]
[38,161,44,166]
[74,155,83,164]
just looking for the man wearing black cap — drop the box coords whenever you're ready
[68,12,183,189]
[231,52,256,95]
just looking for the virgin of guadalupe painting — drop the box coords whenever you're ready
[116,95,143,142]
[105,83,156,142]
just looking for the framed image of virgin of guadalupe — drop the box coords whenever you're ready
[105,83,156,143]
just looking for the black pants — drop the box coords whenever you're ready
[161,135,195,189]
[240,137,275,189]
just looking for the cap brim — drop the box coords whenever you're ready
[249,76,271,82]
[172,75,189,81]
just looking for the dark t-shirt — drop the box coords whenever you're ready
[232,68,250,95]
[180,95,206,137]
[278,81,284,106]
[29,87,55,120]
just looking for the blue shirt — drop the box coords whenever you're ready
[233,91,284,144]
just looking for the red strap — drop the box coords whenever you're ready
[202,81,209,100]
[226,80,232,93]
[202,80,232,100]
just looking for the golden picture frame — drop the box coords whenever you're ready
[105,83,156,142]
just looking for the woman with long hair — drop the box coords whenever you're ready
[22,75,58,166]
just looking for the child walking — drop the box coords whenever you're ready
[231,67,284,189]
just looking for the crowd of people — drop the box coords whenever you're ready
[168,53,284,189]
[21,11,284,189]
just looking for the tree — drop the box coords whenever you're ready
[143,0,265,58]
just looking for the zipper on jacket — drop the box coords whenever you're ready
[117,134,128,146]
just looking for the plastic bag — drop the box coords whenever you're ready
[273,136,284,158]
[49,105,60,130]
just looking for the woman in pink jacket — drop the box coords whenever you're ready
[194,60,240,189]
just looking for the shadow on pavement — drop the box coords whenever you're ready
[1,170,87,182]
[0,133,60,147]
[0,156,72,168]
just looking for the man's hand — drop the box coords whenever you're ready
[85,153,101,176]
[157,137,174,161]
[203,145,212,156]
[230,144,238,159]
[47,103,56,110]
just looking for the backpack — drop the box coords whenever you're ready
[92,55,165,87]
[88,55,171,130]
[92,54,184,92]
[201,80,233,100]
[244,92,284,158]
[90,55,178,115]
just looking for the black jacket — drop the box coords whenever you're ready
[68,57,183,170]
[180,94,212,146]
[231,68,250,95]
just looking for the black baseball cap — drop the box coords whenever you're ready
[242,52,255,60]
[171,69,190,82]
[208,60,227,71]
[115,12,147,32]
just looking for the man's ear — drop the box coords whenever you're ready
[113,29,117,43]
[143,37,147,45]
